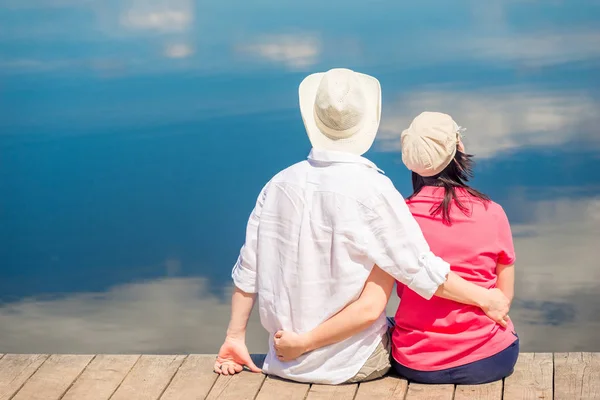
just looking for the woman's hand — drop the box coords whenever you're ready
[481,288,511,327]
[273,331,310,362]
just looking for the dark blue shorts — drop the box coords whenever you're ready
[392,337,519,385]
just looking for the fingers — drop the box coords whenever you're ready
[227,363,236,375]
[496,313,509,327]
[214,359,247,375]
[273,332,282,350]
[242,356,262,373]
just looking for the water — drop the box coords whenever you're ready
[1,0,599,354]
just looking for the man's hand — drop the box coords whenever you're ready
[214,337,261,375]
[273,331,310,362]
[481,288,510,327]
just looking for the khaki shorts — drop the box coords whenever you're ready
[345,330,391,383]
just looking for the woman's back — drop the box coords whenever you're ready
[392,186,517,371]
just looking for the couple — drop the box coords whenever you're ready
[214,68,518,385]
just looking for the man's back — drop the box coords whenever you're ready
[235,150,392,383]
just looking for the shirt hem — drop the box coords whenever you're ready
[263,327,385,384]
[392,334,518,372]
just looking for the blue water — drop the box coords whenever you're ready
[1,0,599,354]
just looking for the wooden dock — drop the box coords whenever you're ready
[0,353,598,400]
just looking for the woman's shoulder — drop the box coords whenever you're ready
[486,199,506,214]
[479,199,510,224]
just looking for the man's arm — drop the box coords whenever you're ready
[215,288,261,374]
[274,265,394,361]
[365,186,509,324]
[215,183,269,375]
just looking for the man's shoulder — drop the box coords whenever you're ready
[330,166,398,207]
[266,159,398,200]
[354,166,396,193]
[270,160,310,182]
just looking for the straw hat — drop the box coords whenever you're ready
[299,68,381,155]
[401,111,462,177]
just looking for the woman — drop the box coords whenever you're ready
[273,112,518,384]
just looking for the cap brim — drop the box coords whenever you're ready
[298,72,381,156]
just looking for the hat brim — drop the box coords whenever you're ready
[299,72,381,156]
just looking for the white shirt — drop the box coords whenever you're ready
[232,149,450,384]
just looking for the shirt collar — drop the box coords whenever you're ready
[307,148,385,174]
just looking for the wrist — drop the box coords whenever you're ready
[226,328,246,341]
[300,332,315,354]
[473,287,490,309]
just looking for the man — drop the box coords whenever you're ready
[214,68,509,384]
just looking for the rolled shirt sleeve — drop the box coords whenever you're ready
[231,182,269,294]
[232,254,258,294]
[363,186,450,300]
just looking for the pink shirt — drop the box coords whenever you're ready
[392,186,517,371]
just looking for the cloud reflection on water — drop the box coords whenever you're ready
[2,0,600,74]
[378,86,600,158]
[237,34,321,70]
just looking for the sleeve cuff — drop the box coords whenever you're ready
[498,255,516,265]
[231,257,258,294]
[407,252,451,300]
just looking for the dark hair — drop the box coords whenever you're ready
[408,150,490,225]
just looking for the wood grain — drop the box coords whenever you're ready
[11,354,93,400]
[504,352,553,400]
[62,354,140,400]
[355,376,409,399]
[305,384,358,400]
[205,372,266,400]
[255,376,309,400]
[405,383,455,400]
[0,354,49,400]
[455,380,502,400]
[110,355,186,400]
[554,352,600,400]
[160,355,219,400]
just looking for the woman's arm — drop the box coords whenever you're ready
[496,263,515,303]
[435,271,509,326]
[273,265,394,362]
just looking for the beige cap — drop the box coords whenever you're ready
[401,111,461,177]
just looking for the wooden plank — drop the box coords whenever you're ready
[62,354,140,400]
[305,384,358,400]
[110,355,186,400]
[554,352,600,400]
[11,354,94,400]
[0,354,49,400]
[255,376,310,400]
[504,352,553,400]
[355,376,409,399]
[405,383,454,400]
[455,380,502,400]
[205,372,266,400]
[160,355,220,400]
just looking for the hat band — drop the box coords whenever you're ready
[313,106,365,140]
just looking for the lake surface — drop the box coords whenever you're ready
[1,0,599,354]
